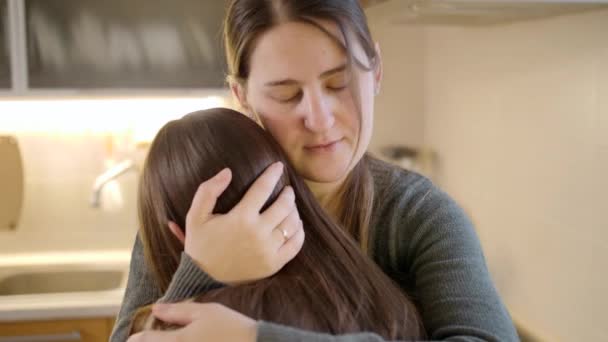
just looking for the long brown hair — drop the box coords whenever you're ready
[223,0,378,253]
[134,108,425,339]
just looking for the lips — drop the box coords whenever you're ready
[304,138,344,150]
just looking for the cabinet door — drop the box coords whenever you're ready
[25,0,227,89]
[0,317,115,342]
[0,0,10,88]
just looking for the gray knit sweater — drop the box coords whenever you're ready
[110,158,519,341]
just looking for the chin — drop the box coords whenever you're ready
[301,163,350,184]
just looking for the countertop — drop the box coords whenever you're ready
[0,289,125,322]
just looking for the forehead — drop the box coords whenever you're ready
[248,20,353,83]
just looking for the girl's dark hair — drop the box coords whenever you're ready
[224,0,378,252]
[133,108,425,339]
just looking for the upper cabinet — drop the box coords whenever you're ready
[2,0,228,94]
[362,0,608,26]
[26,0,227,89]
[0,0,10,89]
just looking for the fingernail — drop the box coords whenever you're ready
[274,161,284,172]
[218,168,231,180]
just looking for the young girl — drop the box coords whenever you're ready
[129,108,425,340]
[115,1,518,341]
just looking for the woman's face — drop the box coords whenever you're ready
[237,20,381,184]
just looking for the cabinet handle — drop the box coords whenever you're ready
[0,331,81,342]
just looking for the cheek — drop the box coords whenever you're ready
[260,115,300,151]
[359,95,374,139]
[342,81,374,138]
[357,74,375,131]
[359,74,376,114]
[247,92,300,149]
[342,76,374,154]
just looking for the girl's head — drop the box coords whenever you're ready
[224,0,382,184]
[138,108,290,291]
[135,108,425,339]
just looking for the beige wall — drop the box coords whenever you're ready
[0,97,227,254]
[0,130,139,254]
[368,7,608,341]
[366,13,426,156]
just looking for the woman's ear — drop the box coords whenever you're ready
[373,42,383,96]
[230,81,252,114]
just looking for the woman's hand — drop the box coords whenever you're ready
[126,302,257,342]
[168,162,305,285]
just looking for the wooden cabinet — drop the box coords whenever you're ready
[0,317,115,342]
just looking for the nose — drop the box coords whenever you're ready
[303,89,335,133]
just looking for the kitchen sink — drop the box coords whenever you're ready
[0,270,124,296]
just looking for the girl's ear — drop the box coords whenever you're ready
[167,221,185,245]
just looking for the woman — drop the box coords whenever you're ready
[114,0,519,341]
[128,108,426,340]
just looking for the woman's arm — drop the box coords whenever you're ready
[110,233,223,342]
[391,180,519,341]
[257,321,387,341]
[113,165,303,341]
[254,178,520,341]
[134,179,519,342]
[120,172,518,341]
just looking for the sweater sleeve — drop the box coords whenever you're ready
[109,233,223,342]
[254,176,520,342]
[392,178,520,341]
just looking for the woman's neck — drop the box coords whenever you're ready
[305,179,345,219]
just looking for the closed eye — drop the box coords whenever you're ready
[278,90,303,104]
[326,71,351,92]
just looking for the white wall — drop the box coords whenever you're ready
[368,7,608,341]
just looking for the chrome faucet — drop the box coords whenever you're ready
[90,159,136,208]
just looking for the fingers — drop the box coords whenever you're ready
[237,162,284,213]
[186,168,232,227]
[151,302,206,326]
[167,221,185,245]
[278,221,305,265]
[260,185,296,229]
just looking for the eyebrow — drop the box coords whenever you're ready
[264,63,348,87]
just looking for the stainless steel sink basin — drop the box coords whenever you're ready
[0,270,124,295]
